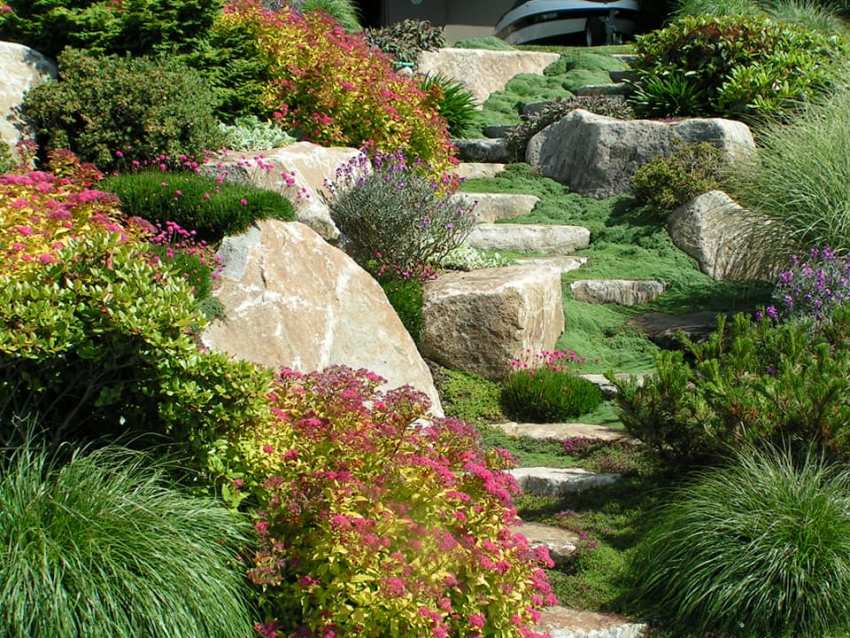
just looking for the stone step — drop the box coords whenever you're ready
[610,53,639,66]
[579,373,647,399]
[515,521,579,566]
[536,607,647,638]
[570,279,666,306]
[465,223,590,254]
[523,100,557,117]
[515,255,588,274]
[453,138,509,163]
[608,69,636,84]
[453,192,539,223]
[509,467,620,497]
[575,83,629,97]
[492,421,632,443]
[484,124,517,138]
[452,162,506,181]
[628,310,726,349]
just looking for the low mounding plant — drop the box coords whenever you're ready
[21,49,224,170]
[453,35,514,50]
[727,89,850,253]
[102,170,296,241]
[502,351,603,423]
[774,247,850,319]
[207,2,454,169]
[326,151,475,279]
[420,74,478,138]
[213,366,557,637]
[219,115,295,151]
[612,307,850,464]
[629,15,846,121]
[631,142,724,214]
[381,278,425,345]
[0,437,254,638]
[364,18,445,63]
[506,96,635,161]
[631,446,850,638]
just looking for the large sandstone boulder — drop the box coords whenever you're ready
[0,42,56,148]
[421,265,564,380]
[452,192,539,223]
[204,142,364,241]
[570,279,666,305]
[201,220,443,415]
[418,48,559,105]
[464,223,590,254]
[668,190,772,280]
[527,109,755,198]
[535,607,647,638]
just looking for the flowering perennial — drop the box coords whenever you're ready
[773,246,850,320]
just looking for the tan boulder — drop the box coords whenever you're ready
[202,220,443,415]
[0,42,56,148]
[422,265,564,379]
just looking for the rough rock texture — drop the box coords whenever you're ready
[580,373,647,399]
[574,83,628,97]
[608,69,636,83]
[516,255,588,274]
[418,48,560,105]
[453,192,539,223]
[668,190,770,280]
[629,311,726,349]
[202,221,443,414]
[509,467,620,497]
[493,422,633,442]
[570,279,666,305]
[0,42,56,148]
[536,607,647,638]
[515,522,578,566]
[422,266,564,380]
[453,138,510,163]
[204,142,363,241]
[465,223,590,254]
[484,124,516,139]
[452,162,506,180]
[527,110,755,198]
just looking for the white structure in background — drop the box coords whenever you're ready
[496,0,639,46]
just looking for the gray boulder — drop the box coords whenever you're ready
[453,138,510,163]
[0,42,56,149]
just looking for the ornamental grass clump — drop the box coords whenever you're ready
[502,351,603,423]
[214,366,556,637]
[0,437,254,638]
[631,446,850,638]
[774,247,850,319]
[326,150,475,279]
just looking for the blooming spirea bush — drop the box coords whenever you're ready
[326,150,475,279]
[210,1,455,169]
[773,247,850,319]
[215,366,556,637]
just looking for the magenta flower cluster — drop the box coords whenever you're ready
[772,246,850,319]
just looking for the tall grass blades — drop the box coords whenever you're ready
[676,0,848,34]
[0,441,254,638]
[631,446,850,637]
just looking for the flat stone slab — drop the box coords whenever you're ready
[611,53,639,66]
[536,607,647,638]
[570,279,666,306]
[579,373,647,399]
[515,522,578,566]
[515,255,588,274]
[509,467,620,497]
[608,69,636,84]
[453,192,540,223]
[628,310,725,348]
[574,83,628,97]
[484,124,517,138]
[454,138,510,163]
[452,162,506,180]
[465,223,590,254]
[493,422,632,442]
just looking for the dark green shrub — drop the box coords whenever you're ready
[0,436,255,638]
[629,15,846,121]
[102,170,295,241]
[612,308,850,464]
[0,0,222,58]
[381,278,424,346]
[420,74,478,137]
[364,18,445,63]
[21,49,224,170]
[631,142,724,214]
[632,446,850,637]
[502,368,603,423]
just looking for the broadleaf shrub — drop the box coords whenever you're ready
[102,169,296,241]
[0,0,223,57]
[502,351,603,423]
[630,142,724,214]
[21,49,224,170]
[364,18,445,63]
[629,15,846,120]
[631,446,850,638]
[207,2,454,168]
[0,437,254,638]
[326,150,475,279]
[612,308,850,464]
[214,366,557,637]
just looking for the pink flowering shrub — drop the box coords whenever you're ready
[215,366,555,637]
[211,1,456,171]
